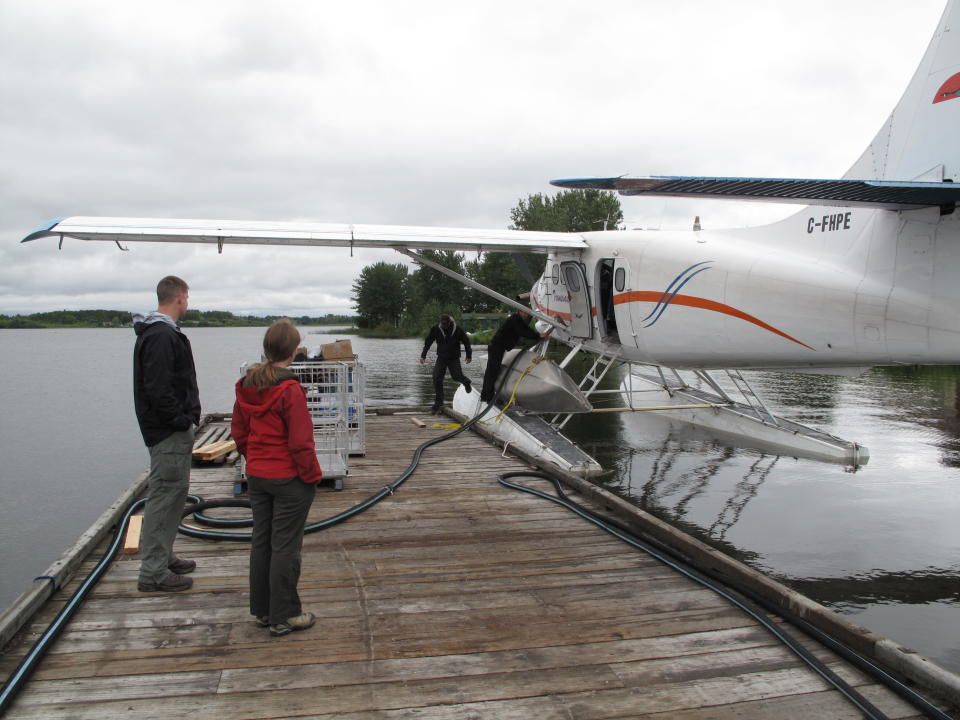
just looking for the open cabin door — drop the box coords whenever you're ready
[613,257,639,348]
[560,261,593,339]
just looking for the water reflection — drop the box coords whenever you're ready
[561,364,960,673]
[790,566,960,608]
[708,455,779,541]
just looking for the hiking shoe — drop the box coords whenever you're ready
[270,612,316,637]
[254,615,270,628]
[138,573,192,593]
[168,557,196,574]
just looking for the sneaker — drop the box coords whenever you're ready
[138,573,192,593]
[270,612,316,637]
[431,404,442,414]
[254,615,270,628]
[168,557,196,575]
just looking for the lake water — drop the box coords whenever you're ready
[1,328,958,675]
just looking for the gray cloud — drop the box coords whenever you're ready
[0,0,947,315]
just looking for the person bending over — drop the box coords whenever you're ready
[479,309,548,403]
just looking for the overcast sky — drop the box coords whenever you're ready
[0,1,948,316]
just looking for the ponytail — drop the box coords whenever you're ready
[244,318,301,390]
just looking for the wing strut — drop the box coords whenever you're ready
[399,249,565,331]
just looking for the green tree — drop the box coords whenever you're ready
[466,252,533,312]
[509,188,623,233]
[468,189,624,309]
[351,261,409,328]
[407,250,468,312]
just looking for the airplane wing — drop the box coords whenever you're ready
[21,216,587,252]
[551,176,960,210]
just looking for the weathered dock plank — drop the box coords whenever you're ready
[0,415,949,718]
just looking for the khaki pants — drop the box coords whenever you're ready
[139,427,194,584]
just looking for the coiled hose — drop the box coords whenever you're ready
[497,471,955,720]
[175,349,535,540]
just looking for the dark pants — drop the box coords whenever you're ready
[432,356,471,407]
[480,344,506,402]
[248,476,316,624]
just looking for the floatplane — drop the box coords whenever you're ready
[23,2,960,474]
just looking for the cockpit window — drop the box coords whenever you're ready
[551,263,560,284]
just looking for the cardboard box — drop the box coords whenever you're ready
[321,339,354,360]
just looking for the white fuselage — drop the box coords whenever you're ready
[531,205,960,370]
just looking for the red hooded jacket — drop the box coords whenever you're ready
[231,370,323,484]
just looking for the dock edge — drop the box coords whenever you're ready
[449,405,960,709]
[0,469,149,652]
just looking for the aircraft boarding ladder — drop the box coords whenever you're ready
[550,343,622,430]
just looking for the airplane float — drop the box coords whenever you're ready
[22,1,960,474]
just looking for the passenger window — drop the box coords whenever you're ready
[551,264,560,284]
[614,267,625,292]
[564,266,581,292]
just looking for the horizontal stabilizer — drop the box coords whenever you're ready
[551,176,960,210]
[21,217,587,252]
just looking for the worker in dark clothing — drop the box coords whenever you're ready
[420,314,472,412]
[133,275,202,593]
[480,309,549,403]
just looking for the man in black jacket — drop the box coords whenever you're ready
[420,314,472,412]
[133,276,201,593]
[480,309,549,403]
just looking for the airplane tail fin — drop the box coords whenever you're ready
[845,1,960,182]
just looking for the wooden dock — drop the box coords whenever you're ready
[0,413,949,718]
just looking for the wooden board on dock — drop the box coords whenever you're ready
[191,439,236,462]
[0,416,947,719]
[121,515,142,555]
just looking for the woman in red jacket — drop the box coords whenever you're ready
[232,319,322,636]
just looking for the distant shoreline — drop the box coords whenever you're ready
[0,309,357,330]
[0,324,362,330]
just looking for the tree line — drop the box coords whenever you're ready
[351,189,623,335]
[0,310,356,329]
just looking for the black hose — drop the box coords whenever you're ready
[177,409,478,541]
[553,489,955,720]
[176,347,533,542]
[497,471,955,720]
[0,497,148,717]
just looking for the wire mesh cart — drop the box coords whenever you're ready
[292,359,366,457]
[235,360,364,494]
[290,361,351,486]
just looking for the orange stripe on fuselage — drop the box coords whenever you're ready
[614,291,814,351]
[534,298,572,322]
